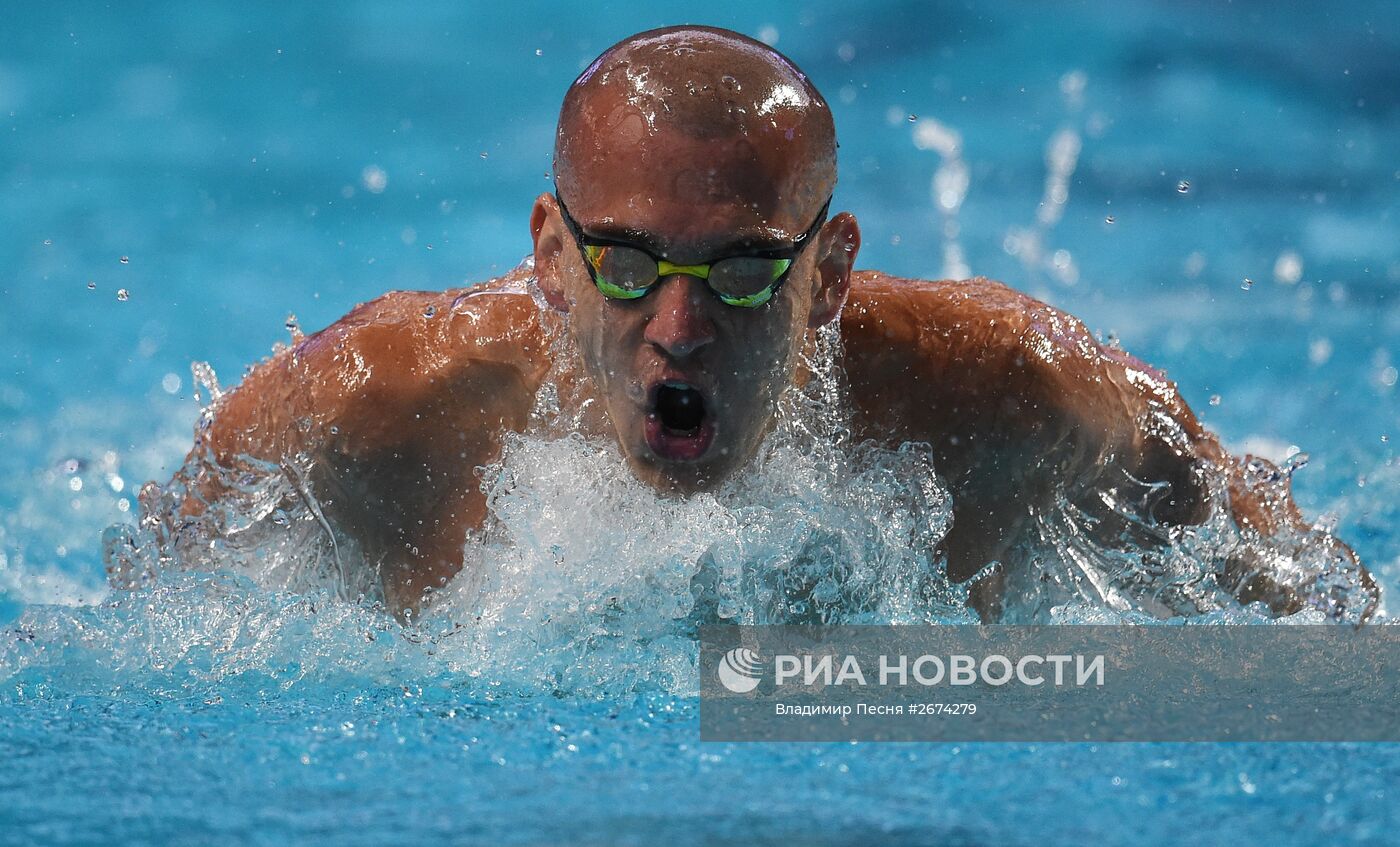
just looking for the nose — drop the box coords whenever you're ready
[643,275,717,359]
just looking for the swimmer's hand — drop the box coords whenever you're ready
[1221,455,1380,624]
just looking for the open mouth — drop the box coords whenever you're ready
[644,381,716,462]
[656,383,706,433]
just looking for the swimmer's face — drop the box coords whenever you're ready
[532,128,859,492]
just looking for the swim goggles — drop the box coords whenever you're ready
[555,190,830,309]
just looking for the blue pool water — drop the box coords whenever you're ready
[3,1,1399,844]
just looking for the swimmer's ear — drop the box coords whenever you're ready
[807,212,860,328]
[530,193,571,313]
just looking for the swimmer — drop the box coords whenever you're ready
[157,26,1376,621]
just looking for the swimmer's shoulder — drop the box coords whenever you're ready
[840,270,1198,487]
[206,266,556,464]
[315,265,554,385]
[838,270,1107,455]
[841,271,1042,364]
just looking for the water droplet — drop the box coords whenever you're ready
[907,114,917,122]
[285,314,300,333]
[1059,70,1088,100]
[534,48,543,56]
[1284,451,1310,476]
[1308,337,1333,365]
[1382,434,1390,443]
[1176,180,1190,194]
[479,151,488,159]
[116,288,129,301]
[43,239,52,246]
[119,255,130,264]
[329,425,340,435]
[1184,251,1206,278]
[86,281,96,290]
[361,164,388,193]
[423,305,436,318]
[1241,278,1254,291]
[1104,215,1115,224]
[191,361,223,405]
[1273,250,1303,285]
[1209,395,1221,406]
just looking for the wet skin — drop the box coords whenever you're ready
[185,265,1370,619]
[173,27,1374,620]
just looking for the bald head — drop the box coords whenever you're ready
[554,27,836,240]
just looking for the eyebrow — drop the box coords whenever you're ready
[555,189,830,262]
[578,223,799,260]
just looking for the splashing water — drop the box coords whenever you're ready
[994,71,1111,288]
[913,117,971,280]
[429,326,968,693]
[57,279,1376,709]
[1,5,1397,842]
[1011,458,1376,625]
[80,319,966,699]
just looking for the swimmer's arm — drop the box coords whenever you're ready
[176,284,544,615]
[845,273,1375,619]
[1001,285,1377,618]
[845,275,1109,593]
